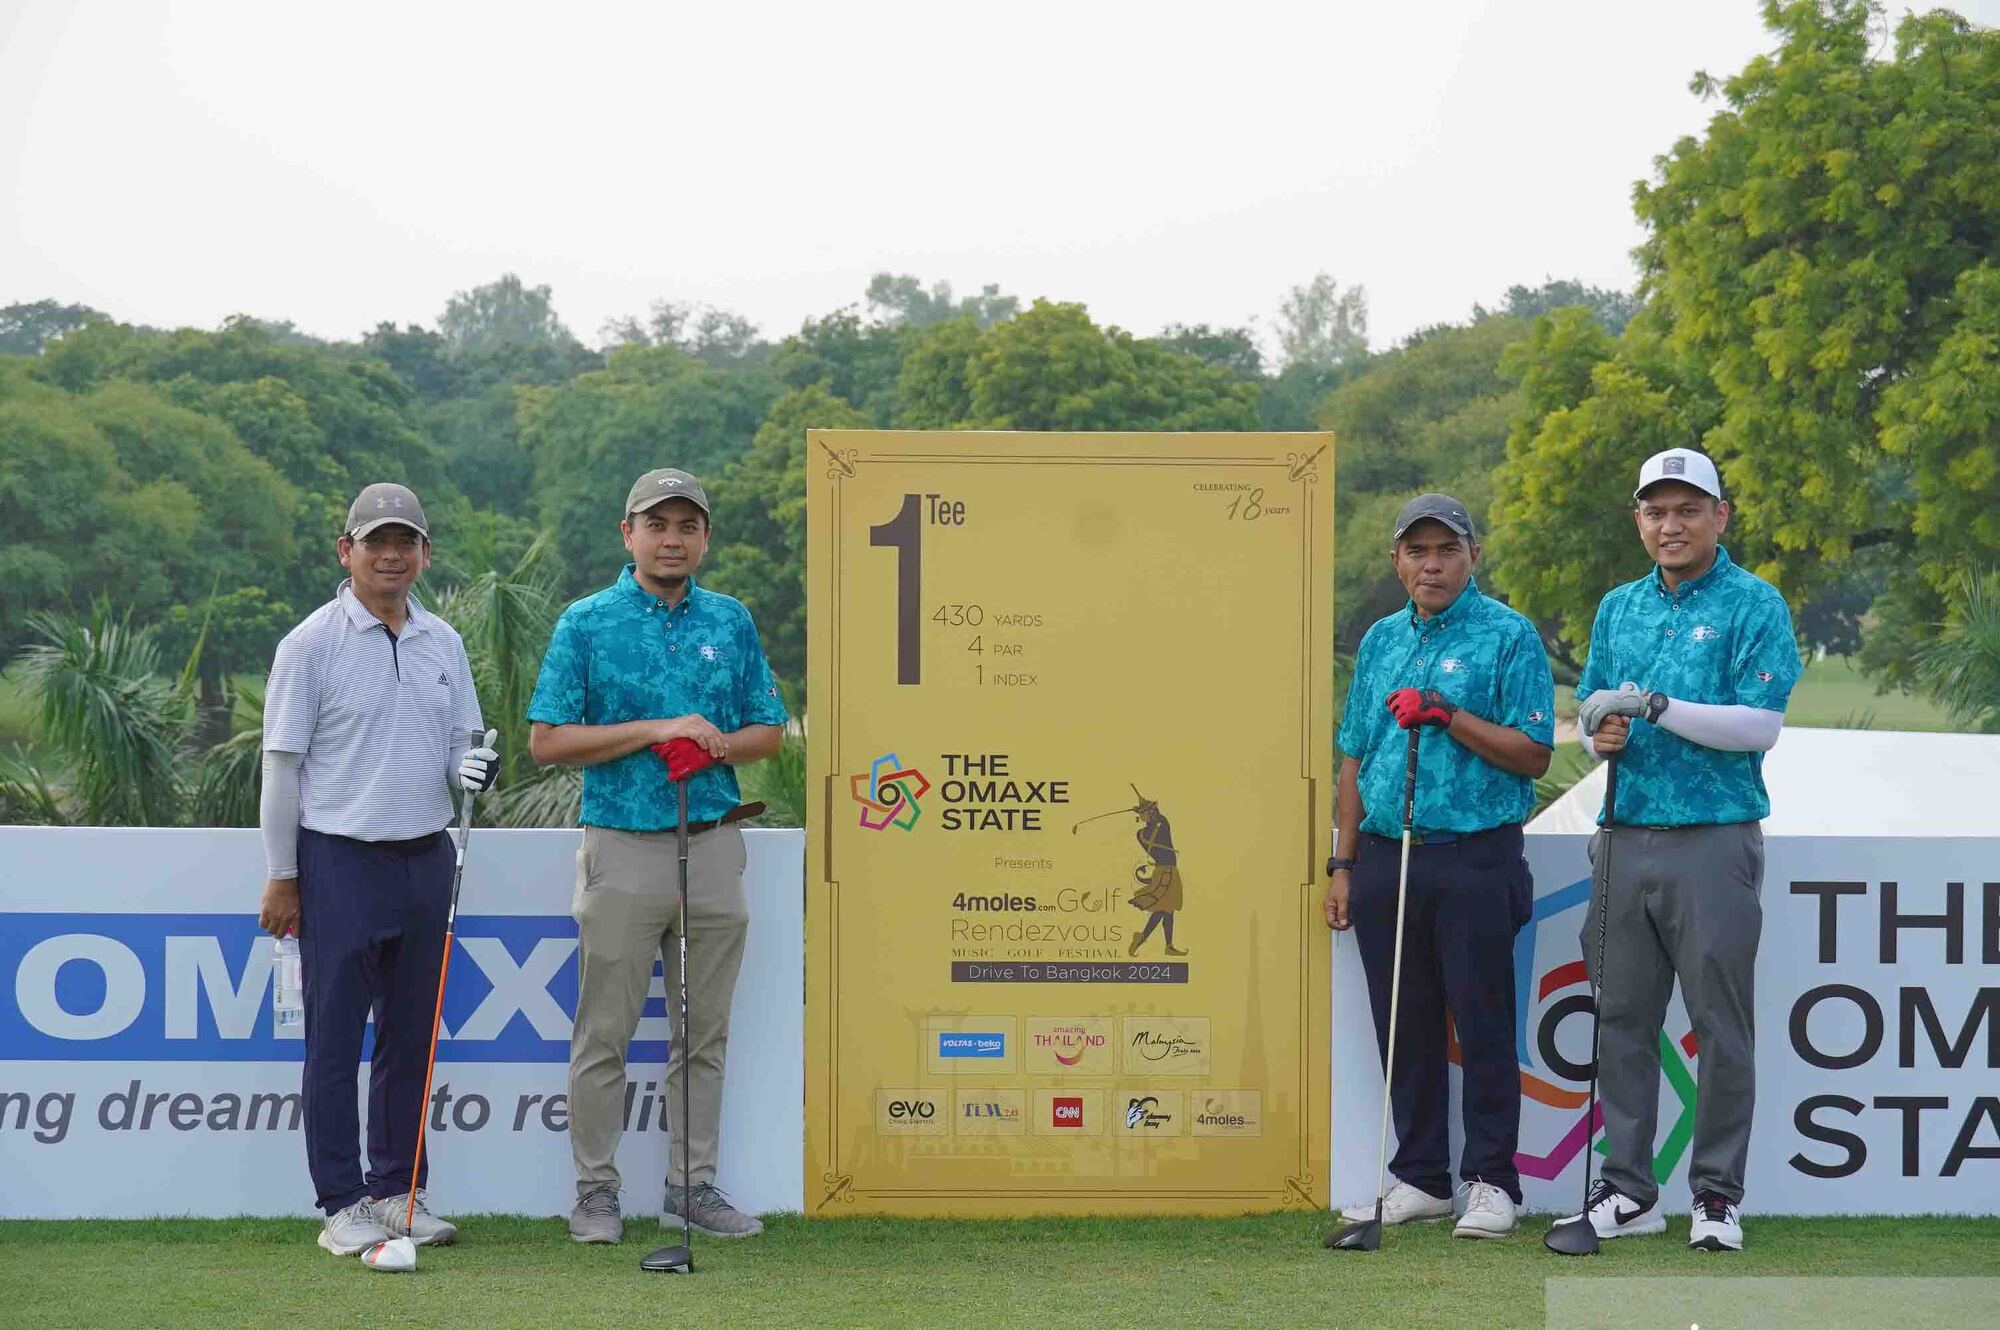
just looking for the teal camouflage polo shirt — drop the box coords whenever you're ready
[1577,546,1800,827]
[1338,578,1556,839]
[528,567,789,830]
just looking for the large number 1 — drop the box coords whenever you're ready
[870,493,922,684]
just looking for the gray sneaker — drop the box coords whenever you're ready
[569,1186,623,1244]
[317,1198,393,1256]
[664,1182,764,1238]
[374,1190,459,1246]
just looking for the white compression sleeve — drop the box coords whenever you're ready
[261,750,303,879]
[1655,698,1784,752]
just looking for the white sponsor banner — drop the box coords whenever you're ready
[1332,836,2000,1216]
[0,826,804,1220]
[6,830,1994,1217]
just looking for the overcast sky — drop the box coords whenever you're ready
[6,1,1996,352]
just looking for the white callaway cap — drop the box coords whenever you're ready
[1634,447,1723,502]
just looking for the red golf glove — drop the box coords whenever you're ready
[1386,687,1456,730]
[651,737,717,782]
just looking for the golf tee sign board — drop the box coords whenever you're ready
[805,430,1335,1215]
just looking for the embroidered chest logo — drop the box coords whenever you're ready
[1756,670,1774,682]
[699,644,721,662]
[1439,658,1465,673]
[1528,710,1546,724]
[1690,625,1720,642]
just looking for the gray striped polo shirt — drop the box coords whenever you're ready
[264,581,486,841]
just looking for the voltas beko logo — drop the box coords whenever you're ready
[1477,876,1699,1182]
[937,1032,1004,1059]
[851,752,930,831]
[0,914,676,1064]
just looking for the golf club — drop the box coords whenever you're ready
[1326,726,1423,1252]
[642,736,710,1275]
[1544,749,1620,1257]
[369,726,496,1276]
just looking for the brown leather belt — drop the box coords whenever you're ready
[676,801,766,836]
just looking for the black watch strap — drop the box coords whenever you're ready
[1326,855,1356,875]
[1645,691,1670,723]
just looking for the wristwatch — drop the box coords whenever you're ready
[1326,855,1356,875]
[1645,691,1670,723]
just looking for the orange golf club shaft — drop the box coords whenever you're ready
[407,934,453,1234]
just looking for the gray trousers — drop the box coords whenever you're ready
[1582,821,1763,1207]
[568,824,749,1198]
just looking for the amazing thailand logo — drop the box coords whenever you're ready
[850,752,931,831]
[1449,873,1700,1186]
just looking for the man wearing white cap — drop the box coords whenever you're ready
[1562,448,1800,1253]
[258,482,496,1258]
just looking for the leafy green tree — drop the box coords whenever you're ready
[1158,323,1264,378]
[705,384,870,685]
[433,533,560,792]
[440,274,578,360]
[1912,568,2000,731]
[770,311,910,426]
[1276,273,1369,369]
[865,274,1018,330]
[0,300,105,356]
[1478,280,1640,334]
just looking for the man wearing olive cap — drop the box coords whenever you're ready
[528,468,788,1244]
[259,482,495,1258]
[1561,447,1799,1253]
[1326,493,1555,1239]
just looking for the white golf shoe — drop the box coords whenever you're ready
[1339,1181,1454,1226]
[374,1190,459,1246]
[1689,1191,1744,1251]
[317,1198,394,1256]
[1560,1179,1667,1239]
[1452,1180,1518,1239]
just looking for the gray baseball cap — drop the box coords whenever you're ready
[1392,493,1475,542]
[625,468,710,519]
[345,483,428,539]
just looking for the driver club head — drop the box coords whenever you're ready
[640,1242,694,1274]
[1323,1199,1384,1252]
[1543,1215,1601,1256]
[361,1235,417,1273]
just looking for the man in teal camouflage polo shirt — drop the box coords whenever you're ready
[1326,493,1555,1240]
[528,467,788,1245]
[1561,447,1800,1254]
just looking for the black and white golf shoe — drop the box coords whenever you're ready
[1689,1191,1744,1251]
[1560,1179,1667,1240]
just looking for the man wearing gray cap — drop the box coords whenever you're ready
[1326,493,1554,1238]
[528,468,788,1244]
[1560,448,1799,1253]
[258,482,496,1258]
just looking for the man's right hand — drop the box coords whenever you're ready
[1592,714,1631,756]
[653,714,728,758]
[259,877,301,938]
[1322,870,1353,932]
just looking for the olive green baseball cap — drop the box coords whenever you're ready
[345,483,428,539]
[625,468,710,519]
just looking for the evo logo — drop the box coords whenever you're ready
[0,913,674,1064]
[937,1032,1005,1059]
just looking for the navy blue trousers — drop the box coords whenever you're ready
[1350,823,1531,1203]
[298,827,452,1215]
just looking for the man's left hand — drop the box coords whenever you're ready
[457,742,500,792]
[1386,687,1457,730]
[1578,682,1648,737]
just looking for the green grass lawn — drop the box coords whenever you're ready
[3,1213,1994,1329]
[1553,655,1955,732]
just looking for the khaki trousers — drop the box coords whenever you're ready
[568,823,749,1197]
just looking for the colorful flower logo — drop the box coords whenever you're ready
[849,752,930,831]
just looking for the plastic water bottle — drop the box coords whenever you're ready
[272,936,304,1028]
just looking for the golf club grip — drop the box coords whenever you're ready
[1400,727,1420,828]
[1603,750,1619,826]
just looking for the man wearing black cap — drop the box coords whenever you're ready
[529,467,789,1245]
[259,482,495,1258]
[1326,493,1555,1238]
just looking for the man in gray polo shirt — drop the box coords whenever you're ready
[257,482,496,1259]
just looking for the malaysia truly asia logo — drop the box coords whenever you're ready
[850,752,930,831]
[1456,873,1699,1186]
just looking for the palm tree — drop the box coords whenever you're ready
[189,682,265,826]
[13,604,192,825]
[1915,568,2000,731]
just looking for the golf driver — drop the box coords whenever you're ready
[1069,784,1148,835]
[1326,727,1423,1252]
[368,726,496,1276]
[641,736,710,1275]
[1544,750,1620,1257]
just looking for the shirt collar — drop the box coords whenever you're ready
[337,580,431,638]
[615,563,705,614]
[1650,545,1733,601]
[1406,576,1482,632]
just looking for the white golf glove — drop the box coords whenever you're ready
[457,743,499,793]
[1577,681,1649,737]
